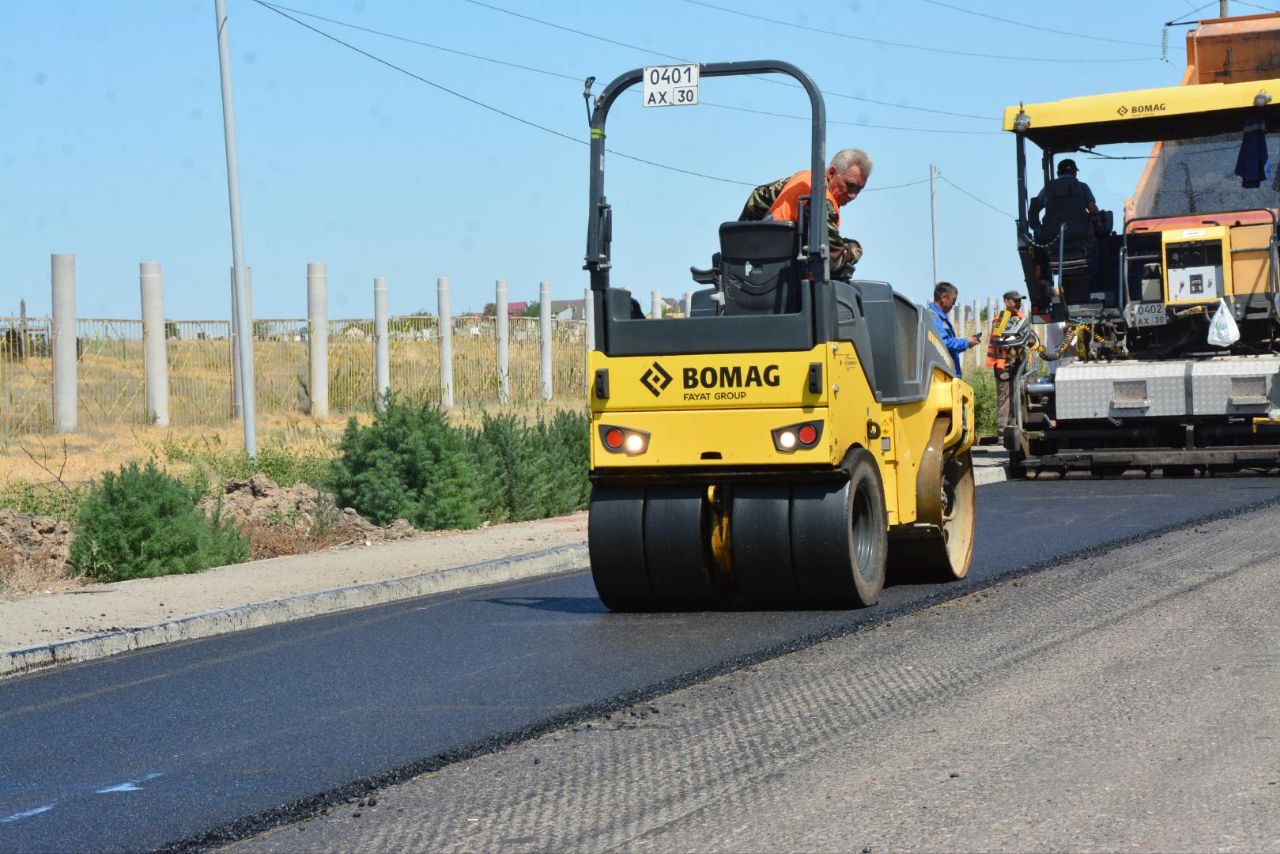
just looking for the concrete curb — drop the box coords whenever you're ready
[974,465,1008,486]
[1,544,589,680]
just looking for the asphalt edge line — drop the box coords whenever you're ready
[0,544,589,680]
[159,487,1280,854]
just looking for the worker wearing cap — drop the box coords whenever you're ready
[988,290,1026,433]
[1028,158,1100,246]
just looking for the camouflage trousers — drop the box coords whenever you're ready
[994,363,1022,431]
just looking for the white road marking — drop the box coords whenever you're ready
[1,804,55,823]
[95,772,162,794]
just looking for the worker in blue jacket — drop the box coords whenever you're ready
[927,281,980,376]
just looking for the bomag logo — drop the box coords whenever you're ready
[681,364,780,401]
[1117,102,1166,117]
[640,361,673,397]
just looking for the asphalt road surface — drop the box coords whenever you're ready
[2,478,1279,852]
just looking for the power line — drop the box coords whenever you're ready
[684,0,1160,63]
[263,1,999,134]
[921,0,1161,48]
[1233,0,1280,12]
[253,3,972,196]
[939,175,1015,219]
[251,1,755,186]
[462,0,994,121]
[265,2,583,82]
[264,1,993,130]
[1167,1,1221,26]
[697,101,1000,135]
[864,177,932,193]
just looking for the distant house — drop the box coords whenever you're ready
[550,299,587,321]
[507,301,529,316]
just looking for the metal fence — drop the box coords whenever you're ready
[0,314,590,436]
[0,295,996,436]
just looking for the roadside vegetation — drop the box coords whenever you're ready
[0,405,591,592]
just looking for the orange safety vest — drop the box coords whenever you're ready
[987,308,1024,369]
[768,170,841,229]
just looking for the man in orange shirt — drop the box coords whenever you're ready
[738,148,871,276]
[988,290,1026,433]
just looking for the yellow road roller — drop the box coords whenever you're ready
[583,60,976,610]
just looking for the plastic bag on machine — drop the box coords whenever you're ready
[1207,298,1241,348]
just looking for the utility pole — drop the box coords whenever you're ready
[1220,0,1229,17]
[929,164,939,284]
[214,0,257,458]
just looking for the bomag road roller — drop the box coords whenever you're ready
[582,60,977,611]
[1002,12,1280,478]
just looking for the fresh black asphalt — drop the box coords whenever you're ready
[1,477,1278,852]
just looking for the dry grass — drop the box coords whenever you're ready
[238,517,357,561]
[0,549,84,594]
[1,317,589,435]
[0,403,587,501]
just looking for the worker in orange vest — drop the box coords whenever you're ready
[988,290,1026,433]
[738,148,871,276]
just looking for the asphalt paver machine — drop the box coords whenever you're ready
[583,60,977,611]
[1003,13,1280,478]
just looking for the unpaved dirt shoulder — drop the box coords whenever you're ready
[0,512,585,653]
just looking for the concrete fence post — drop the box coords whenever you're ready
[51,253,77,434]
[140,261,170,427]
[495,279,510,405]
[307,262,328,419]
[438,277,453,409]
[374,277,390,411]
[583,287,595,392]
[539,281,553,401]
[683,291,693,317]
[651,290,663,319]
[230,266,253,419]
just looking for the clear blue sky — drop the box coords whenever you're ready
[0,1,1219,320]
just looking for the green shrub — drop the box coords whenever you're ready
[331,400,481,530]
[969,370,997,438]
[69,462,249,582]
[470,412,551,523]
[539,410,591,516]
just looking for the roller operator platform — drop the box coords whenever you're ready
[582,60,977,611]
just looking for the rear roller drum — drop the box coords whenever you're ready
[731,484,801,605]
[643,486,721,609]
[791,449,888,608]
[588,484,653,611]
[890,419,976,583]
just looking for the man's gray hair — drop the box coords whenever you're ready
[830,148,872,178]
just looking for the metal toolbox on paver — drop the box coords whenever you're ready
[1054,357,1280,421]
[1189,356,1280,415]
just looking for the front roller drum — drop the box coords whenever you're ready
[890,418,975,582]
[588,483,720,611]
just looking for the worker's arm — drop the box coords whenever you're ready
[826,201,863,273]
[1082,183,1099,215]
[1028,194,1044,230]
[931,308,975,353]
[738,177,788,221]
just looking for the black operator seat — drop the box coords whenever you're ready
[717,220,801,315]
